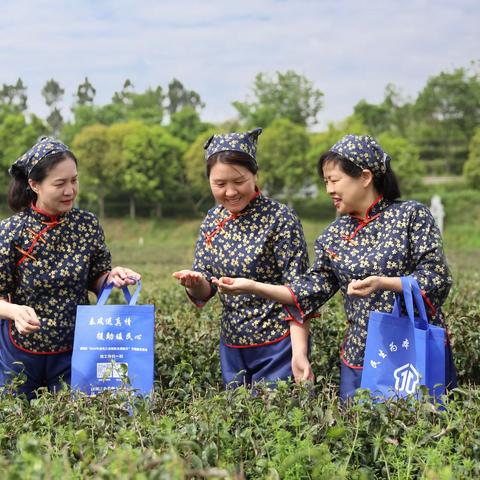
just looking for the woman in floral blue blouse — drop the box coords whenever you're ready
[215,134,456,401]
[0,137,140,398]
[173,128,314,387]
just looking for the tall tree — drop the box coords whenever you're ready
[413,66,480,174]
[354,84,413,138]
[464,126,480,189]
[233,70,324,128]
[183,128,218,208]
[166,78,204,115]
[167,107,213,143]
[111,81,165,124]
[121,125,187,217]
[75,77,96,106]
[258,118,311,206]
[0,112,46,190]
[72,124,113,218]
[42,79,65,135]
[0,78,28,113]
[106,120,144,219]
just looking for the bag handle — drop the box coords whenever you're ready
[97,280,142,306]
[391,277,428,327]
[393,276,428,329]
[409,277,429,328]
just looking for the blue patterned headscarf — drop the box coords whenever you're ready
[329,134,391,176]
[204,128,262,163]
[9,137,70,178]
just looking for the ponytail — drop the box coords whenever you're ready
[7,171,36,212]
[372,162,401,201]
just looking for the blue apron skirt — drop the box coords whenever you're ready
[0,320,72,398]
[219,334,293,388]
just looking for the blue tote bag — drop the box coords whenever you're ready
[71,281,155,396]
[361,276,446,400]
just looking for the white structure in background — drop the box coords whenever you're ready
[430,195,445,233]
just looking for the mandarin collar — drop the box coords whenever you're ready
[29,203,69,224]
[350,195,391,223]
[223,188,262,217]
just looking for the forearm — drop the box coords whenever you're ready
[0,299,15,321]
[289,320,310,357]
[251,281,294,304]
[377,276,402,293]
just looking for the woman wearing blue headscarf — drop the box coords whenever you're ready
[215,134,457,401]
[0,137,140,398]
[173,129,316,388]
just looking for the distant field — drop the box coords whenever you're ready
[102,216,480,292]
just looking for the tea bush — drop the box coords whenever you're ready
[0,219,478,478]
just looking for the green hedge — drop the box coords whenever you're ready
[0,276,478,478]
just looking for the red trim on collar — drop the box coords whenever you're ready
[345,195,384,241]
[205,188,261,246]
[16,205,63,266]
[351,194,384,223]
[205,213,240,246]
[365,194,384,219]
[31,202,60,222]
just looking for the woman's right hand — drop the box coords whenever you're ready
[11,304,41,335]
[172,270,206,288]
[292,354,314,383]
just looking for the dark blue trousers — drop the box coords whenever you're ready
[220,335,293,388]
[340,344,458,402]
[0,321,72,399]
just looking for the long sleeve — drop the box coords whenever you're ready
[0,218,19,299]
[407,203,452,312]
[284,232,340,323]
[189,216,218,306]
[273,209,310,283]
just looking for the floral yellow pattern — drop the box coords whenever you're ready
[191,194,310,347]
[0,206,111,353]
[287,197,452,367]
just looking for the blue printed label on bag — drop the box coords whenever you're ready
[72,304,154,396]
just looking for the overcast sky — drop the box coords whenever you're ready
[1,0,479,128]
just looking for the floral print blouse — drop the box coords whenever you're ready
[286,196,452,368]
[0,204,111,353]
[191,193,312,347]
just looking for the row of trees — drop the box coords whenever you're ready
[0,66,479,217]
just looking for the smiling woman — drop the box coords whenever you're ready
[215,134,457,402]
[0,137,141,398]
[173,128,316,388]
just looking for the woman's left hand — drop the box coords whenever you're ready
[347,275,382,297]
[107,267,141,288]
